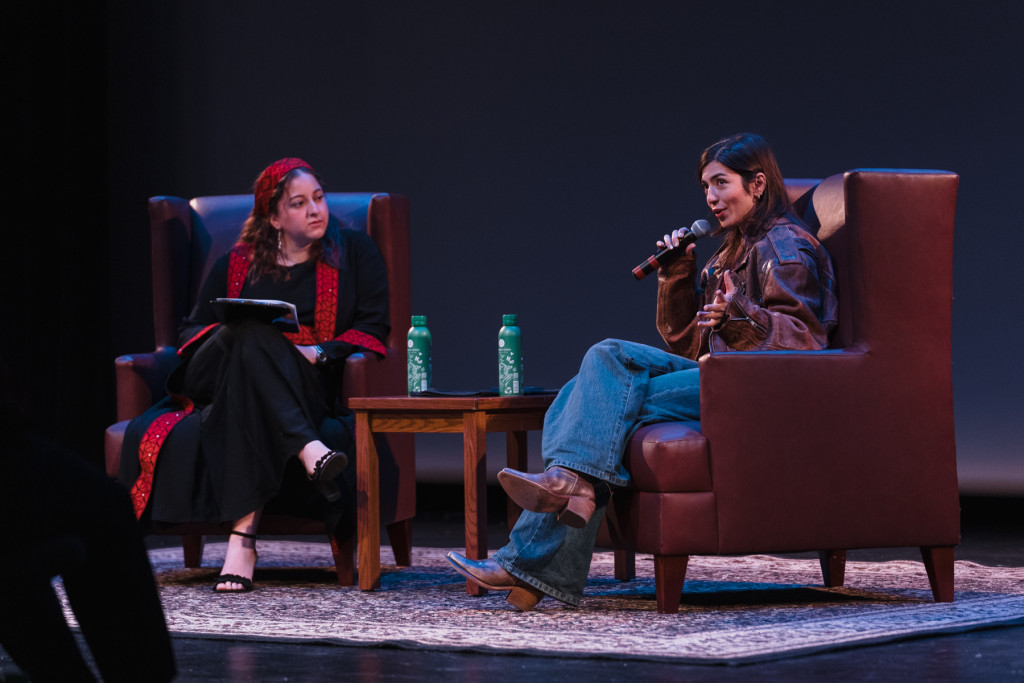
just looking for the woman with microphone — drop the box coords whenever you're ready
[447,132,839,610]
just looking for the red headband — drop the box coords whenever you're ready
[253,157,314,216]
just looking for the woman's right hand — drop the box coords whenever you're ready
[656,229,697,255]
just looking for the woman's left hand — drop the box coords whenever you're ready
[696,271,738,328]
[297,345,319,364]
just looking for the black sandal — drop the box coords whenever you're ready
[308,450,348,502]
[213,530,259,593]
[212,573,253,593]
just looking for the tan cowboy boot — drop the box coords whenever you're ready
[497,466,596,528]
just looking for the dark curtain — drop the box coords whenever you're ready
[4,3,112,466]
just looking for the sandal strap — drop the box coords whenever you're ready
[213,574,254,592]
[311,450,341,479]
[230,530,259,540]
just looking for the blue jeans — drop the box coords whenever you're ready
[493,339,700,604]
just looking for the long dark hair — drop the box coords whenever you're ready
[698,133,795,269]
[238,167,343,280]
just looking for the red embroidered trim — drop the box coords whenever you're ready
[315,260,338,340]
[337,329,387,356]
[178,323,219,356]
[283,260,338,344]
[129,397,195,519]
[227,245,251,297]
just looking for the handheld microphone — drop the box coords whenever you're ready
[631,219,712,280]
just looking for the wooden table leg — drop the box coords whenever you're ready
[505,430,528,529]
[463,411,488,596]
[356,410,381,591]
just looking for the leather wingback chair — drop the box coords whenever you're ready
[598,170,961,613]
[105,192,415,584]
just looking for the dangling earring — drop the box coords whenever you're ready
[277,231,283,252]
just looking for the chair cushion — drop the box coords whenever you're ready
[623,421,711,493]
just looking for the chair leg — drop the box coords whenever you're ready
[921,545,955,602]
[614,549,636,581]
[386,519,413,568]
[653,555,689,614]
[330,534,356,586]
[818,549,847,587]
[182,534,204,568]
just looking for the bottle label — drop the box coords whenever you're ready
[408,341,431,393]
[498,348,521,395]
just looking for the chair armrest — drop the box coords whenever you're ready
[698,347,959,550]
[114,346,180,421]
[342,350,405,402]
[701,346,867,409]
[700,348,871,470]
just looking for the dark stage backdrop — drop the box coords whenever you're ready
[9,2,1022,494]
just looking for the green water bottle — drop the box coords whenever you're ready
[407,315,432,394]
[498,314,522,396]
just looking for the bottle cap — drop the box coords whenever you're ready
[411,315,427,326]
[502,314,518,326]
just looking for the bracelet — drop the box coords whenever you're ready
[313,345,329,364]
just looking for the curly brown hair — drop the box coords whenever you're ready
[237,167,343,281]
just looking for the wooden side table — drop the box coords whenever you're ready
[349,394,555,594]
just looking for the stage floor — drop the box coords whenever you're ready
[3,492,1022,682]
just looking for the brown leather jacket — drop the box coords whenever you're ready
[657,217,838,360]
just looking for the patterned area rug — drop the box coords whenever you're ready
[63,542,1024,664]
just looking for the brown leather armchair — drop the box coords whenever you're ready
[599,170,961,613]
[105,192,415,585]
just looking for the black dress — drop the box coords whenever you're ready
[120,224,389,537]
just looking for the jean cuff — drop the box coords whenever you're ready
[494,557,581,607]
[546,461,629,489]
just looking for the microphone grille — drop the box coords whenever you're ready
[689,219,712,238]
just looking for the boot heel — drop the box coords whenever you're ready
[557,495,595,528]
[506,584,544,611]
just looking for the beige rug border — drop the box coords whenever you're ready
[61,541,1024,664]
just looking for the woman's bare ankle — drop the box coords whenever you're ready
[298,440,331,475]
